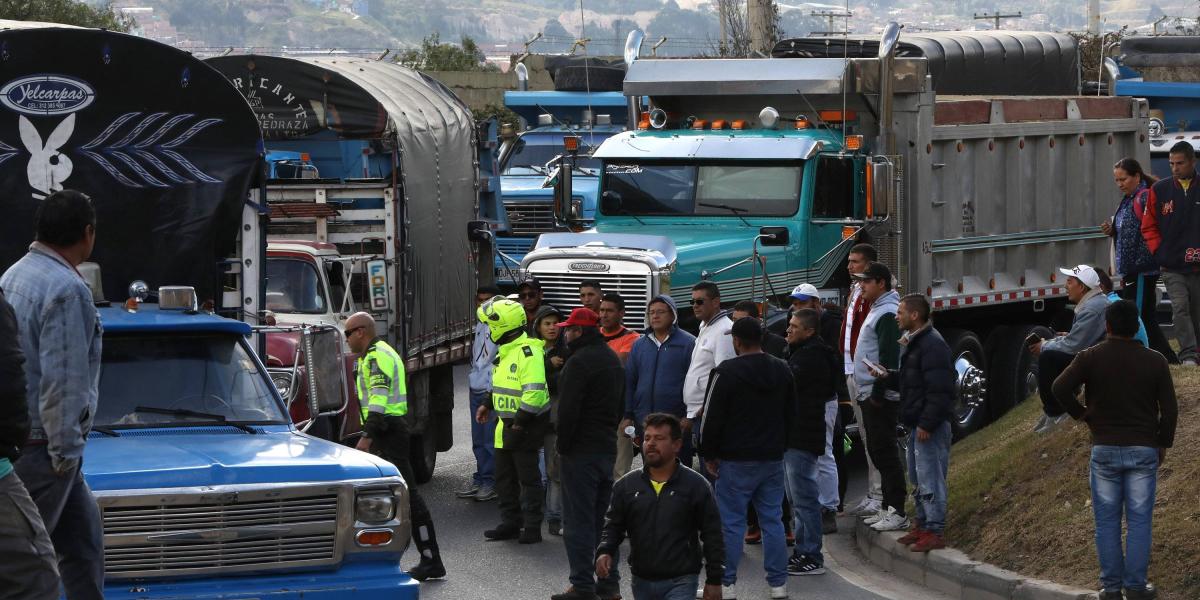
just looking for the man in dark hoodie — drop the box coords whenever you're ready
[554,308,626,600]
[622,295,696,465]
[698,317,795,599]
[0,287,60,598]
[531,305,567,536]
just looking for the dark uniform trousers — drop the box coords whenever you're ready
[494,418,545,530]
[373,416,440,560]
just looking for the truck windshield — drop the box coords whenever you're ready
[96,334,289,429]
[266,258,327,314]
[602,162,802,216]
[503,134,606,175]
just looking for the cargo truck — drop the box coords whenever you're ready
[0,22,418,598]
[521,26,1149,434]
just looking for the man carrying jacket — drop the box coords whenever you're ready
[597,413,724,600]
[0,286,60,599]
[622,296,697,466]
[552,308,626,600]
[874,295,956,553]
[348,311,446,580]
[1142,141,1200,366]
[476,297,551,544]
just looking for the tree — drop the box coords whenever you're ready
[396,33,498,72]
[0,0,133,31]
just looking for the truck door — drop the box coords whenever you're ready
[807,155,862,288]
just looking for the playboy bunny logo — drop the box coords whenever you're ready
[19,114,74,199]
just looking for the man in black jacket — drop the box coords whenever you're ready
[698,317,794,599]
[0,287,60,598]
[553,308,626,600]
[597,413,724,600]
[874,295,955,553]
[782,309,847,576]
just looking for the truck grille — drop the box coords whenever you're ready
[505,201,556,236]
[100,488,342,579]
[529,270,652,329]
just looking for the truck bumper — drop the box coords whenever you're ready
[103,562,419,599]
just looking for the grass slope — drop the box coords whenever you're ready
[946,367,1200,599]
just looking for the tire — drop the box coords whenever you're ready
[940,328,989,438]
[986,324,1054,419]
[409,432,437,485]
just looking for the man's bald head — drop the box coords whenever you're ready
[345,312,376,353]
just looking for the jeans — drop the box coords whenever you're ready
[783,449,823,565]
[561,453,619,594]
[542,432,562,522]
[907,421,951,534]
[817,400,839,511]
[1090,445,1159,593]
[1161,271,1200,362]
[14,446,104,600]
[861,399,907,516]
[1037,349,1076,417]
[631,574,700,600]
[713,459,788,587]
[0,472,59,600]
[1121,274,1178,363]
[469,390,495,488]
[849,377,882,502]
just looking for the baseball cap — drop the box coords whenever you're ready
[789,283,819,301]
[851,261,892,283]
[516,278,542,291]
[1059,264,1100,289]
[556,307,600,328]
[729,316,763,343]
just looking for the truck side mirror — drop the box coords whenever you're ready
[551,159,574,225]
[600,190,622,214]
[759,226,789,246]
[868,157,895,219]
[467,220,491,242]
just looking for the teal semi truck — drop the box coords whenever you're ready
[520,26,1149,434]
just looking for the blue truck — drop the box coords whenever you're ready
[1110,36,1200,178]
[0,24,422,597]
[493,89,628,283]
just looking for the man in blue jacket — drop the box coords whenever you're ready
[622,295,697,466]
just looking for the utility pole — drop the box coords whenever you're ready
[1087,0,1100,34]
[748,0,774,56]
[972,10,1022,30]
[811,9,852,36]
[718,0,728,56]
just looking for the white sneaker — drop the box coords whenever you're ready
[769,584,788,598]
[863,507,890,525]
[871,509,910,532]
[1032,414,1048,432]
[850,496,881,517]
[722,584,737,599]
[1182,358,1198,366]
[695,582,704,599]
[1035,413,1070,434]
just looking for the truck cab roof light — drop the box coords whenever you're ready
[795,116,811,130]
[537,114,554,127]
[818,110,857,123]
[759,107,780,129]
[845,135,863,151]
[711,119,727,130]
[637,113,651,130]
[299,152,311,162]
[691,119,708,130]
[563,136,581,153]
[731,119,747,130]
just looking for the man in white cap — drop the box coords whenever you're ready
[789,283,841,347]
[1028,264,1109,434]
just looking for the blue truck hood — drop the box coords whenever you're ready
[83,429,393,491]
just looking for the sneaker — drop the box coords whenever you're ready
[455,484,480,499]
[1031,414,1049,432]
[519,527,543,544]
[1035,413,1070,434]
[695,583,704,599]
[897,526,925,545]
[863,507,889,525]
[474,486,498,502]
[910,531,945,552]
[1182,358,1198,366]
[787,555,826,576]
[721,584,737,600]
[408,556,446,581]
[551,587,600,600]
[484,524,520,540]
[744,525,762,545]
[547,519,563,537]
[1125,584,1158,600]
[850,496,881,517]
[821,509,838,534]
[871,508,910,532]
[769,584,788,598]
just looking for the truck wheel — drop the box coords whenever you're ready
[940,328,988,439]
[986,324,1053,419]
[409,433,437,485]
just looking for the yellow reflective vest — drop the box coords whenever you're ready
[357,339,407,424]
[490,333,549,448]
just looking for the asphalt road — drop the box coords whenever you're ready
[412,366,951,600]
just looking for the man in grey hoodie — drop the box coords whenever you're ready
[1031,265,1110,434]
[458,285,501,502]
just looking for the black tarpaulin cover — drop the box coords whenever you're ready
[0,21,262,304]
[772,31,1079,95]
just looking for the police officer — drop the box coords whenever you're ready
[475,297,551,544]
[347,312,445,580]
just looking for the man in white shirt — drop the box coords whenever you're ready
[841,244,884,517]
[683,281,734,478]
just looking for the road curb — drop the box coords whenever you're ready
[853,519,1098,600]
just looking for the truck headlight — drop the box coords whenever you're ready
[355,491,396,523]
[269,371,293,401]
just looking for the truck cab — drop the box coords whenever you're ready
[86,287,417,599]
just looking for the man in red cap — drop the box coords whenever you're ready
[552,308,626,600]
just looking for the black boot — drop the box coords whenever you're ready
[484,524,521,540]
[409,557,446,581]
[518,526,543,544]
[409,516,445,580]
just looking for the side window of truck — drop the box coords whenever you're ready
[812,156,856,219]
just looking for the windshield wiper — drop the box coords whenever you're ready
[698,202,753,227]
[133,406,258,434]
[91,426,120,437]
[572,165,596,176]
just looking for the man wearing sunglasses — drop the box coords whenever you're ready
[346,312,446,581]
[518,279,546,329]
[683,282,735,448]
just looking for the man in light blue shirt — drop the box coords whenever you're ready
[1,190,104,599]
[457,285,500,502]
